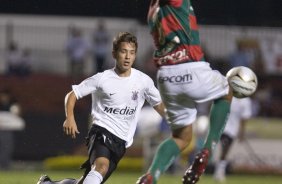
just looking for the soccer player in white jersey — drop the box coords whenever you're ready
[37,32,165,184]
[214,97,253,182]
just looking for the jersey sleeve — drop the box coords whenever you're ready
[144,75,162,106]
[72,73,102,99]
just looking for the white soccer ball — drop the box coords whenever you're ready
[226,66,258,98]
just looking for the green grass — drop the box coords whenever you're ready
[0,170,282,184]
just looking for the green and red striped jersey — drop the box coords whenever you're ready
[147,0,205,66]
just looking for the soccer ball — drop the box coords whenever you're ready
[226,66,258,98]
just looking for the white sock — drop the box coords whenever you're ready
[218,160,227,172]
[214,160,227,180]
[83,170,103,184]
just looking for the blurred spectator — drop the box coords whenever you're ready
[5,41,21,76]
[260,37,282,74]
[5,42,32,77]
[0,88,25,170]
[92,20,110,73]
[229,40,254,68]
[18,48,32,77]
[66,26,90,79]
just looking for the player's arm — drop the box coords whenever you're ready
[63,90,80,139]
[153,102,166,118]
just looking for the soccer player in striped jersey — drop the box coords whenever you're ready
[37,32,165,184]
[136,0,233,184]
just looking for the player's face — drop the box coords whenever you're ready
[113,42,136,75]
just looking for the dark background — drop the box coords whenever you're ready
[1,0,282,26]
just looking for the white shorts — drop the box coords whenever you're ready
[157,62,229,129]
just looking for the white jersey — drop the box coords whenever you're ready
[223,97,252,138]
[72,68,162,147]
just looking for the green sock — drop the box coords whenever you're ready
[204,98,231,152]
[149,138,180,184]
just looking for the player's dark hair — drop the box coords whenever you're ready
[112,32,138,53]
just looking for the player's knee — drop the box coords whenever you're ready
[172,125,193,150]
[92,163,109,176]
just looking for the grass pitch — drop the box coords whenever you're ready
[0,170,282,184]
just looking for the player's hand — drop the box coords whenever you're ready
[63,118,80,139]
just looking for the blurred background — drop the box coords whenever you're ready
[0,0,282,179]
